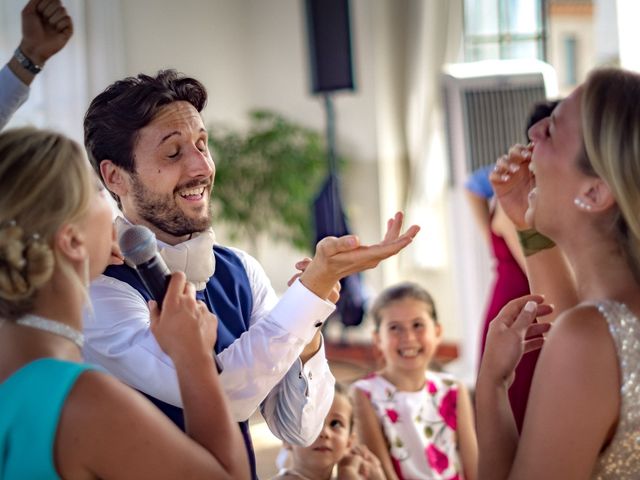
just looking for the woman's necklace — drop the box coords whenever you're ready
[16,314,84,349]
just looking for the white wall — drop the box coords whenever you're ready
[119,0,252,128]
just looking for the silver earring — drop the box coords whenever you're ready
[573,197,592,211]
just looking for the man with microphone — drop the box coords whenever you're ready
[83,69,419,478]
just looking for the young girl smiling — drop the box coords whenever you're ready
[351,282,477,480]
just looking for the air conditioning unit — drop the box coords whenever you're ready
[441,60,558,382]
[443,60,558,185]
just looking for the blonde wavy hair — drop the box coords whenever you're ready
[0,127,93,320]
[580,68,640,280]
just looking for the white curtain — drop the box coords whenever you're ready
[0,0,125,143]
[403,0,463,269]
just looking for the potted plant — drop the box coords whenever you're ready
[208,109,328,253]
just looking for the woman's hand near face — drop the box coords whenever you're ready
[490,144,535,230]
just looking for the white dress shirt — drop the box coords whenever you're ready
[0,65,29,130]
[83,246,336,446]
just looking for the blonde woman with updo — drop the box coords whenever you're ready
[0,127,250,479]
[476,68,640,479]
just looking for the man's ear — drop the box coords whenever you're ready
[578,178,616,213]
[54,223,86,264]
[100,160,130,198]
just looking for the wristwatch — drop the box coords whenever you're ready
[13,48,42,75]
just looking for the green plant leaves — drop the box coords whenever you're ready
[208,110,331,251]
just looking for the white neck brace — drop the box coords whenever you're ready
[114,217,216,291]
[158,228,217,291]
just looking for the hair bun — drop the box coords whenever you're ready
[25,240,54,290]
[0,223,54,300]
[0,224,26,270]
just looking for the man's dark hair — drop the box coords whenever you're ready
[525,99,560,139]
[84,69,208,178]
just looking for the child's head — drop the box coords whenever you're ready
[370,282,442,371]
[285,383,354,478]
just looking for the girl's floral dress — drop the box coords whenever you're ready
[352,371,463,480]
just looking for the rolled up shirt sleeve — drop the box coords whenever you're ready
[260,337,335,446]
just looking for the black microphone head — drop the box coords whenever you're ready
[118,225,158,265]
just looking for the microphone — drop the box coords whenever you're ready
[117,224,224,373]
[118,225,171,309]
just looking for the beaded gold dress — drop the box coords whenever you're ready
[590,301,640,479]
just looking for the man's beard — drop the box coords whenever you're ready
[130,174,212,237]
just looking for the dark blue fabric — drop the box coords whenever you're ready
[313,173,367,327]
[104,245,257,479]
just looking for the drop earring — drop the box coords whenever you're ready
[573,197,593,211]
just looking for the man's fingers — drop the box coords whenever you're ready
[183,281,196,298]
[294,258,312,270]
[382,211,403,242]
[366,225,420,260]
[39,0,59,17]
[23,0,40,14]
[382,212,420,245]
[164,272,187,305]
[287,272,302,287]
[401,224,420,240]
[317,235,360,257]
[48,7,69,26]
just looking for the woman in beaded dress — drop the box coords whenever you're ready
[0,127,250,479]
[476,68,640,479]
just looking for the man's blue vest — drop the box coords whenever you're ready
[104,245,257,478]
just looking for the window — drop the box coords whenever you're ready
[563,35,578,86]
[463,0,547,61]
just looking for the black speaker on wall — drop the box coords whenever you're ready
[305,0,355,93]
